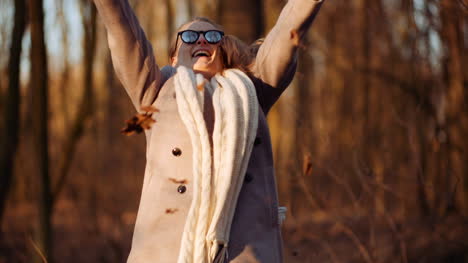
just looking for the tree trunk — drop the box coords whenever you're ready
[357,0,384,216]
[164,0,175,45]
[439,0,466,216]
[57,0,71,128]
[294,38,322,211]
[52,0,97,206]
[29,0,52,260]
[0,0,27,227]
[218,0,263,43]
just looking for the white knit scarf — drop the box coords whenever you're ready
[174,66,259,263]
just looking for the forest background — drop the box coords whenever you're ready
[0,0,467,262]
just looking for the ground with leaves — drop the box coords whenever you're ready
[2,200,467,263]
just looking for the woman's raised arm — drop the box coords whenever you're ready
[93,0,165,110]
[252,0,325,112]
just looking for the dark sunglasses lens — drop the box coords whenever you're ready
[205,31,223,43]
[181,31,199,43]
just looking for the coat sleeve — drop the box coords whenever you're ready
[251,0,325,114]
[93,0,166,111]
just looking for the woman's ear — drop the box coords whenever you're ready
[171,56,177,66]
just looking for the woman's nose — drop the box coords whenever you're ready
[197,35,208,44]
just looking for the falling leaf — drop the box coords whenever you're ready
[121,115,155,135]
[290,30,307,50]
[169,178,188,184]
[120,105,158,136]
[165,208,179,214]
[197,80,206,91]
[295,71,305,80]
[302,153,313,176]
[140,105,159,113]
[290,30,300,45]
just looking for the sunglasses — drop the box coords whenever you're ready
[175,30,224,48]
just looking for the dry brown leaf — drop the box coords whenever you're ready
[165,208,179,214]
[302,153,313,176]
[140,105,159,113]
[168,178,188,184]
[121,105,158,136]
[290,29,307,50]
[197,80,206,91]
[291,30,300,45]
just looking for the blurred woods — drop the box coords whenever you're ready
[0,0,467,262]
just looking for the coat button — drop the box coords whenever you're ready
[254,137,261,146]
[177,185,187,194]
[244,173,253,183]
[172,147,182,156]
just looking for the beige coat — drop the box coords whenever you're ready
[93,0,325,262]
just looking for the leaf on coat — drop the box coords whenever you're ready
[302,153,313,176]
[120,106,158,136]
[165,208,179,214]
[290,30,307,50]
[140,105,159,113]
[197,80,206,91]
[169,178,188,184]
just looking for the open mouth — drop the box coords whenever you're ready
[192,50,211,58]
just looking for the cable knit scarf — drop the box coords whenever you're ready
[174,66,259,263]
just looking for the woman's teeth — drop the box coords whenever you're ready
[193,50,210,57]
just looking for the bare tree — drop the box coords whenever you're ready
[29,0,52,260]
[218,0,263,43]
[56,0,71,128]
[52,0,98,206]
[0,0,27,227]
[439,0,467,216]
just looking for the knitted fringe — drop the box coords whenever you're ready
[213,246,228,263]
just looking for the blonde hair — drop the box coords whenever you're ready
[169,17,257,74]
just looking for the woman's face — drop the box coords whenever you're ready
[172,21,224,79]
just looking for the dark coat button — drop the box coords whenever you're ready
[254,137,261,146]
[172,147,182,156]
[244,173,253,183]
[177,185,187,194]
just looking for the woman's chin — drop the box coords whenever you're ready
[193,68,215,79]
[193,63,217,78]
[191,57,223,79]
[192,58,211,69]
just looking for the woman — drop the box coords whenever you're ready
[93,0,325,262]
